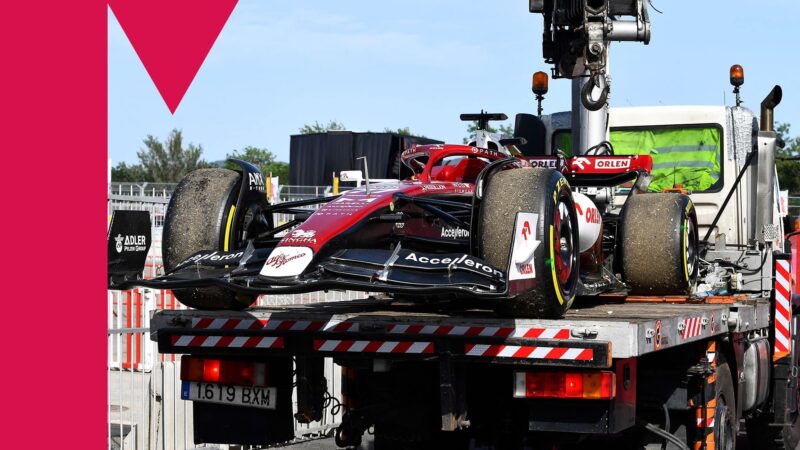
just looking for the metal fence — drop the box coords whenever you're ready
[108,289,350,450]
[108,188,365,450]
[108,182,346,203]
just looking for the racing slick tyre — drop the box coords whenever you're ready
[480,168,580,319]
[163,168,257,310]
[618,193,698,296]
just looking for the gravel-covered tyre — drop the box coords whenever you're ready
[618,193,698,296]
[163,168,257,310]
[480,168,580,318]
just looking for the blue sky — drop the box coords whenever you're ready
[109,1,800,165]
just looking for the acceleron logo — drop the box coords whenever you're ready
[108,0,239,113]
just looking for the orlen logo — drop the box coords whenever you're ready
[517,263,534,275]
[585,207,601,224]
[527,159,558,169]
[595,158,630,170]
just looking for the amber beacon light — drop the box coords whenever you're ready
[532,71,549,95]
[730,64,744,87]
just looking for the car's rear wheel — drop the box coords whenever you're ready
[163,168,257,310]
[480,168,580,318]
[618,193,698,296]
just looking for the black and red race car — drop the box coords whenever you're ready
[109,113,698,318]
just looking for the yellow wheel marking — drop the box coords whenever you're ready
[550,225,565,305]
[224,205,236,251]
[682,218,689,281]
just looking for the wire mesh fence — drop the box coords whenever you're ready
[107,185,364,449]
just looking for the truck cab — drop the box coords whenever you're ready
[542,105,784,295]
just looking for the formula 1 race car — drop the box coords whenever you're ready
[108,113,698,318]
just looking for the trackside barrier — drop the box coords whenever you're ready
[108,188,364,449]
[108,182,352,203]
[108,327,346,449]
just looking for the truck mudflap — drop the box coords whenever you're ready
[154,316,612,368]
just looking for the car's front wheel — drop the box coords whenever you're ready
[163,168,257,310]
[479,168,580,318]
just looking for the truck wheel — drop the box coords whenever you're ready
[480,168,580,318]
[713,360,738,450]
[163,168,257,310]
[746,411,800,450]
[745,353,800,450]
[618,193,698,295]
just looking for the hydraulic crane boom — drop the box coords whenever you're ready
[529,0,651,154]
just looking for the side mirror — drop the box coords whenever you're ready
[514,113,547,156]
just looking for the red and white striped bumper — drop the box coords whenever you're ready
[465,344,593,361]
[774,258,793,359]
[313,340,434,354]
[170,335,284,349]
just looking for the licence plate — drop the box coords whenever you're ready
[181,381,277,410]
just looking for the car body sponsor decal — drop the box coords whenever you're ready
[571,157,631,171]
[248,172,266,191]
[282,229,317,245]
[508,212,539,281]
[175,250,245,269]
[440,227,470,239]
[114,234,148,253]
[260,247,314,277]
[402,252,504,279]
[527,158,559,169]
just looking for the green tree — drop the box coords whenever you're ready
[299,120,346,134]
[383,126,426,137]
[775,122,800,194]
[111,162,151,182]
[137,129,207,182]
[225,146,289,184]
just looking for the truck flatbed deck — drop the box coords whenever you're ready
[150,296,770,365]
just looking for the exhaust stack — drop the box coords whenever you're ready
[760,85,782,132]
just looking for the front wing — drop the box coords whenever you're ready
[111,246,509,298]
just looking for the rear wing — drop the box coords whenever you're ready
[108,210,151,287]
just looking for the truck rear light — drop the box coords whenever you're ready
[513,370,615,399]
[181,356,267,386]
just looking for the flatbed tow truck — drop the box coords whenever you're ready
[123,2,800,449]
[147,281,793,448]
